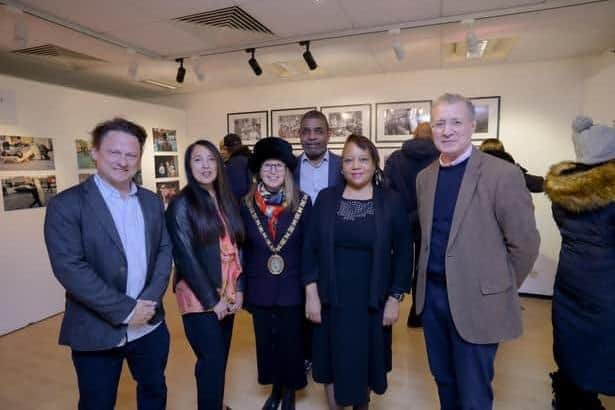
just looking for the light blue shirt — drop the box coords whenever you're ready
[299,150,330,203]
[93,174,158,344]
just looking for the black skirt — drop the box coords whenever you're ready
[251,305,307,390]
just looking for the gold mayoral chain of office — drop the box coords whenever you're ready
[246,194,308,276]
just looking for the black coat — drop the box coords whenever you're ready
[302,184,413,308]
[545,160,615,395]
[225,147,251,202]
[165,194,244,310]
[241,193,312,307]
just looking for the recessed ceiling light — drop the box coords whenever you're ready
[142,79,177,89]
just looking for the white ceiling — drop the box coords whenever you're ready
[0,0,614,100]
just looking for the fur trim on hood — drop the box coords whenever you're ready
[545,160,615,212]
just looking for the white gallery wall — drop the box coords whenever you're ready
[156,56,614,296]
[0,74,186,335]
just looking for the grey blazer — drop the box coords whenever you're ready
[44,177,172,351]
[415,148,540,344]
[293,150,344,189]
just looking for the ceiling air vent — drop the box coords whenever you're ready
[174,6,273,34]
[12,44,106,63]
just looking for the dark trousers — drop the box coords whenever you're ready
[182,312,234,410]
[71,322,170,410]
[422,280,498,410]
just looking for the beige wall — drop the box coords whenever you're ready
[157,57,600,296]
[0,74,186,335]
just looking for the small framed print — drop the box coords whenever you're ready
[270,107,316,144]
[153,128,178,152]
[320,104,371,143]
[469,96,501,140]
[227,111,268,146]
[375,100,431,144]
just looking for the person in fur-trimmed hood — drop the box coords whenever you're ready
[545,116,615,410]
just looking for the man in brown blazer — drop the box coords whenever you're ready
[415,93,540,409]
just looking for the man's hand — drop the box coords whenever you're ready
[382,297,400,326]
[305,283,322,324]
[129,300,157,325]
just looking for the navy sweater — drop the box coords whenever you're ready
[426,159,468,281]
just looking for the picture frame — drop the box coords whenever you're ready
[76,138,95,170]
[2,175,57,211]
[154,155,179,179]
[469,96,501,140]
[375,100,431,144]
[270,107,316,144]
[153,128,178,152]
[0,136,55,171]
[320,104,371,143]
[227,111,268,146]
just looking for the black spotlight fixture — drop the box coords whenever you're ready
[175,58,186,83]
[300,41,317,70]
[246,48,262,76]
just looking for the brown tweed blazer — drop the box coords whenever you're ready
[415,148,540,344]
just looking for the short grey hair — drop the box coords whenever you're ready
[432,93,476,121]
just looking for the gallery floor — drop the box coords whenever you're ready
[1,291,613,410]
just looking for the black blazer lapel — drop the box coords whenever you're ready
[83,178,126,259]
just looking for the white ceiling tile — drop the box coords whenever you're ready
[442,0,545,17]
[338,0,440,27]
[239,0,354,37]
[18,0,156,32]
[128,0,238,19]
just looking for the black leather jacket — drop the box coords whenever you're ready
[165,194,244,310]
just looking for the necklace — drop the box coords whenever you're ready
[246,195,308,275]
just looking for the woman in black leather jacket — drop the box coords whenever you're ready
[166,139,245,410]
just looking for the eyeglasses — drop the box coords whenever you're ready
[262,162,285,172]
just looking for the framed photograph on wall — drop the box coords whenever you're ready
[154,155,179,179]
[320,104,371,143]
[153,128,178,152]
[470,96,501,140]
[270,107,316,144]
[0,136,55,171]
[227,111,268,146]
[76,138,95,170]
[375,100,431,144]
[1,175,57,211]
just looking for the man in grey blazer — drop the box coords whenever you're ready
[44,118,172,410]
[416,94,539,409]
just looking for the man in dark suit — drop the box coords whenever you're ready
[293,110,343,373]
[416,94,540,409]
[293,110,344,204]
[44,118,172,410]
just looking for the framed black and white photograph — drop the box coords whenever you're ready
[154,155,179,178]
[227,111,268,145]
[375,101,431,144]
[0,136,54,171]
[470,96,501,140]
[2,175,57,211]
[320,104,371,143]
[270,107,316,144]
[153,128,178,152]
[76,138,95,170]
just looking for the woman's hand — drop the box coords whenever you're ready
[305,283,322,324]
[213,298,229,320]
[228,291,243,314]
[382,297,400,326]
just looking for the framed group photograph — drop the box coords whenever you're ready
[153,128,178,152]
[270,107,316,144]
[0,136,55,171]
[227,111,268,145]
[375,100,431,144]
[156,180,180,208]
[470,96,501,140]
[154,155,179,179]
[320,104,371,143]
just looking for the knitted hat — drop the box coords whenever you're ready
[248,137,297,174]
[572,116,615,164]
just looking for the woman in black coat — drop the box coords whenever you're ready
[304,134,412,409]
[240,137,311,410]
[544,117,615,409]
[166,140,245,410]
